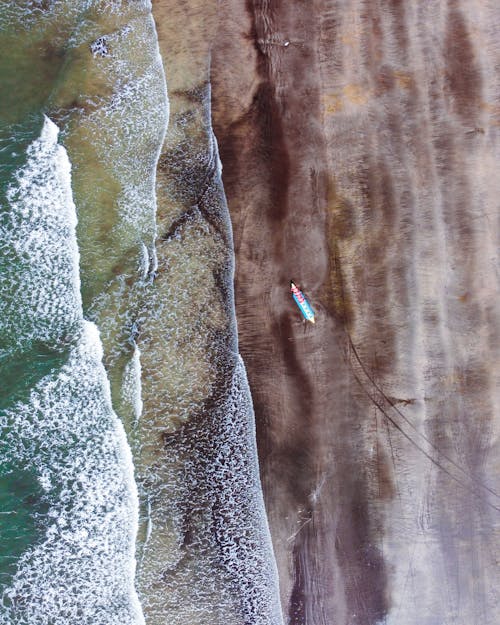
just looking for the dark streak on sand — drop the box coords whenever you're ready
[211,0,500,624]
[212,1,392,623]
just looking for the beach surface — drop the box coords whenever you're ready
[0,1,499,624]
[210,1,500,624]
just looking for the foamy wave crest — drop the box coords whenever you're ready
[0,1,153,30]
[0,116,81,352]
[122,342,143,426]
[206,356,283,624]
[0,322,144,625]
[0,118,144,623]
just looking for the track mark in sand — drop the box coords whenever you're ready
[383,413,401,503]
[331,262,498,510]
[333,251,500,510]
[346,342,500,512]
[347,337,500,506]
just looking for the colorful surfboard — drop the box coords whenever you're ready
[290,280,315,323]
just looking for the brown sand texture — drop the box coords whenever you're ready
[151,1,500,624]
[210,1,500,624]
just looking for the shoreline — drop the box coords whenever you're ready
[132,1,284,622]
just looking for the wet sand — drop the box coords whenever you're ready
[135,2,282,623]
[210,1,500,624]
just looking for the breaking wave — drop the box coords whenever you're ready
[0,118,144,624]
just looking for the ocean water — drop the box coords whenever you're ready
[0,2,282,623]
[0,117,143,623]
[0,2,165,622]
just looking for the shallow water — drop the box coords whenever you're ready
[0,2,165,622]
[0,2,282,623]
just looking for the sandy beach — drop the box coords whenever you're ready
[0,1,498,623]
[210,1,500,623]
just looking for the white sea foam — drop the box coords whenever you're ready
[0,119,145,624]
[0,323,144,625]
[0,117,81,351]
[122,342,143,426]
[207,127,283,623]
[209,356,284,624]
[136,355,284,625]
[0,1,154,30]
[80,13,169,264]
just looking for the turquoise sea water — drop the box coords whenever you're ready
[0,2,166,623]
[0,116,144,624]
[0,114,52,597]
